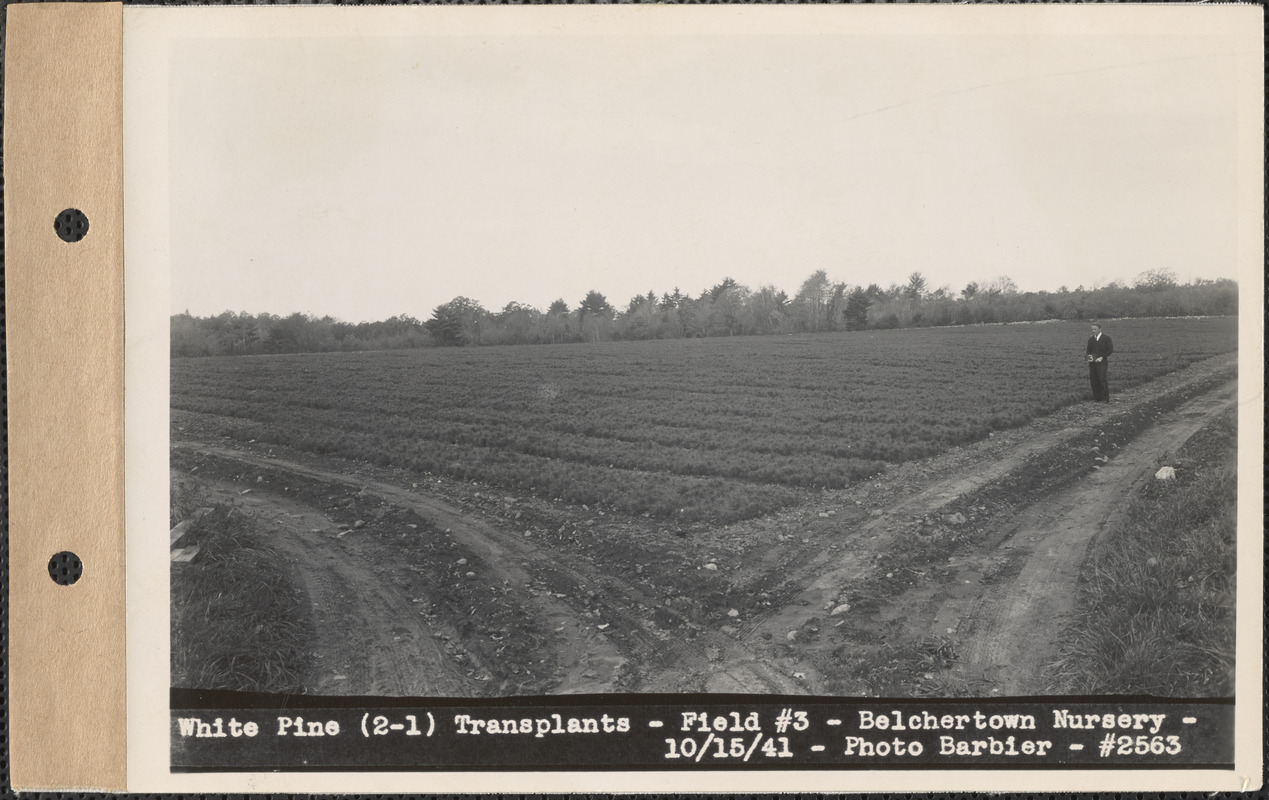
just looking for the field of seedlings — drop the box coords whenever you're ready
[171,317,1236,523]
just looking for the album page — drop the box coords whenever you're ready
[119,4,1262,792]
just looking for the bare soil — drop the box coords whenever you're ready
[171,353,1237,697]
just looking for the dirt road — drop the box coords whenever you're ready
[949,379,1238,693]
[172,353,1236,697]
[690,359,1237,696]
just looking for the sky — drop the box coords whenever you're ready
[167,16,1244,323]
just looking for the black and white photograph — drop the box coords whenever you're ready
[120,4,1261,790]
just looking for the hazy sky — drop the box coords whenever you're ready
[168,21,1242,322]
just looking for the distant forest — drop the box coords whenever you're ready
[171,268,1237,357]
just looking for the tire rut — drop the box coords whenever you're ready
[730,423,1106,640]
[194,480,474,697]
[947,380,1238,694]
[174,442,656,692]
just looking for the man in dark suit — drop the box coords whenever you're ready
[1086,323,1114,402]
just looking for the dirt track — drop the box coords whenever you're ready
[172,353,1236,697]
[949,379,1238,693]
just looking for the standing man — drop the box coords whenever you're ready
[1086,323,1114,402]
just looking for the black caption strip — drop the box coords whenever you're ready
[171,691,1232,772]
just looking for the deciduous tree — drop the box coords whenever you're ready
[426,296,487,346]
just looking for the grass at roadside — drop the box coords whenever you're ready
[171,480,312,692]
[1045,409,1237,696]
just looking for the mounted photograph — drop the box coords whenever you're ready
[120,3,1262,790]
[158,9,1243,701]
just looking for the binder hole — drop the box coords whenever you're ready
[54,208,89,243]
[48,551,83,586]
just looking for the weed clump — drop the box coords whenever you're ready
[171,501,312,693]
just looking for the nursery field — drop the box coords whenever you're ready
[170,315,1239,697]
[171,317,1236,523]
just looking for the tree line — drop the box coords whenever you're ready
[171,269,1236,357]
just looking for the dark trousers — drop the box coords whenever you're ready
[1089,361,1110,401]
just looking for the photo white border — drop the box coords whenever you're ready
[124,5,1264,792]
